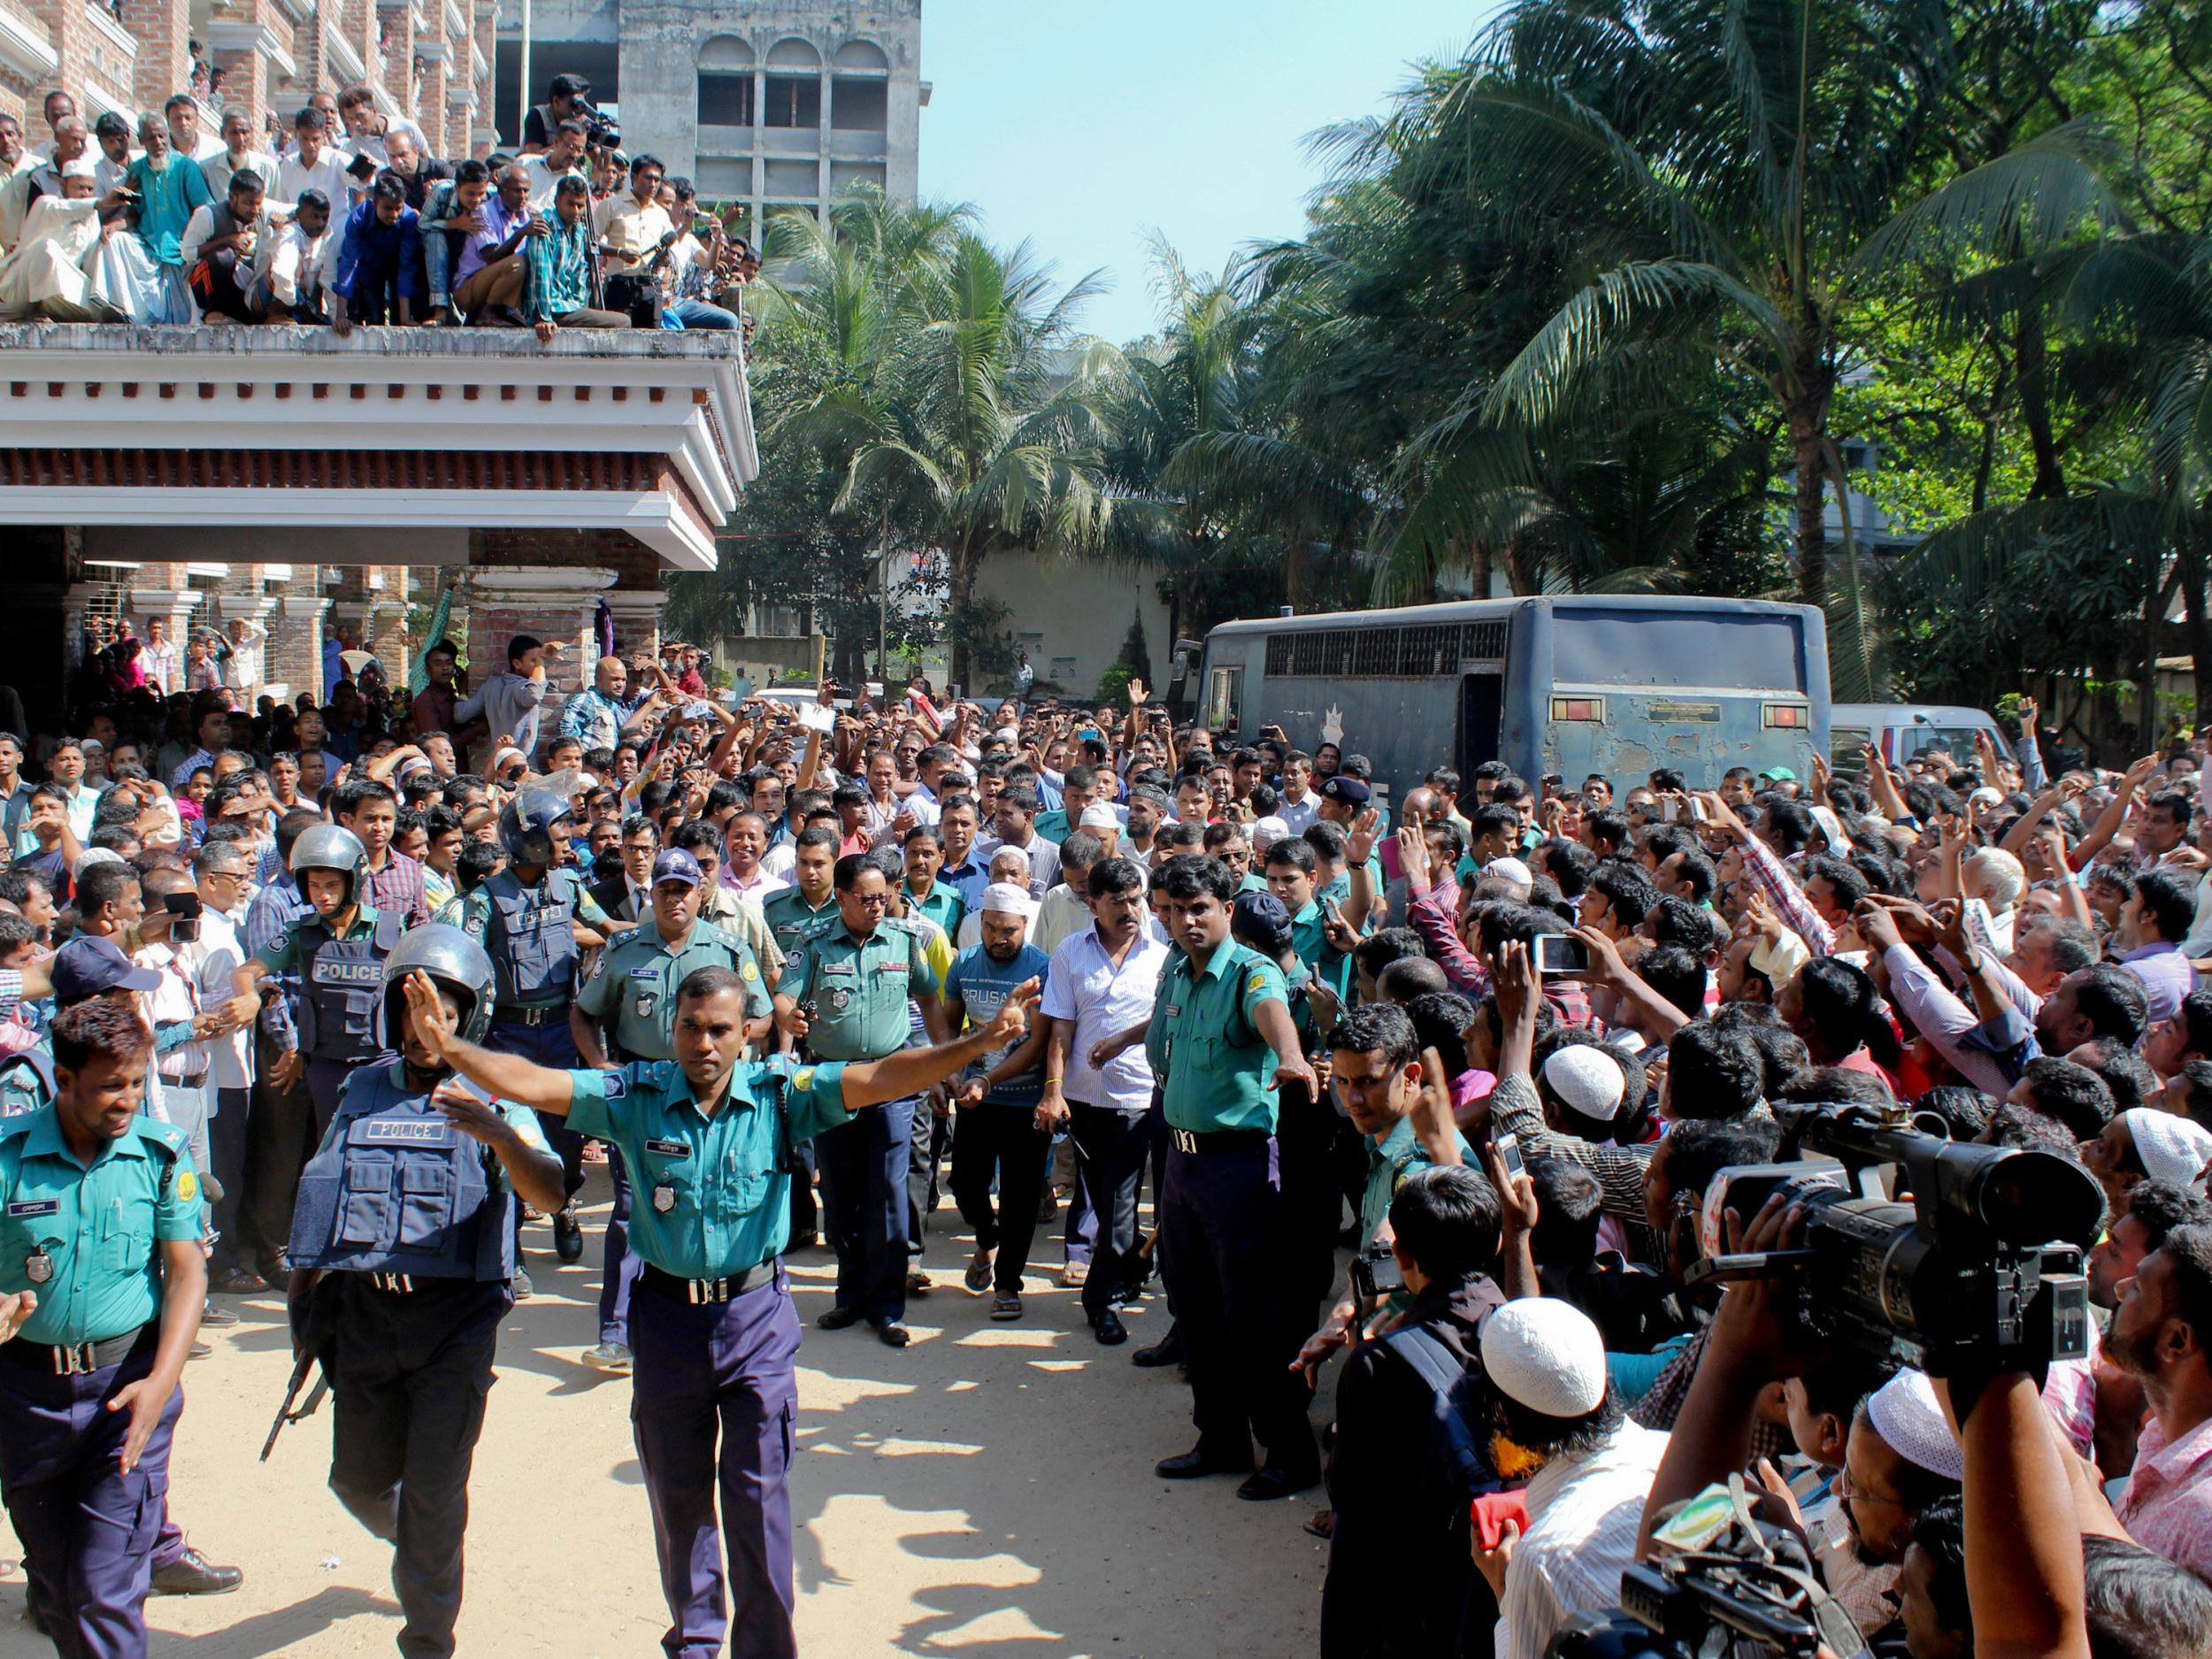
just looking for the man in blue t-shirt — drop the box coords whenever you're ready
[938,881,1053,1318]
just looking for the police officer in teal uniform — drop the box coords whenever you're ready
[1120,854,1323,1501]
[396,957,1038,1659]
[758,824,840,956]
[443,790,619,1271]
[0,996,206,1658]
[229,823,408,1139]
[285,925,565,1659]
[771,852,948,1347]
[570,847,771,1373]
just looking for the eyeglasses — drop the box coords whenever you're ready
[1832,1464,1908,1510]
[848,893,890,910]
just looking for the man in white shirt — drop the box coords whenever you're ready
[278,108,352,215]
[254,188,337,321]
[1278,750,1322,835]
[1034,855,1171,1342]
[335,83,428,169]
[140,616,180,695]
[222,615,268,695]
[165,92,227,165]
[522,120,588,211]
[0,114,89,245]
[197,107,279,202]
[0,160,113,322]
[92,112,135,198]
[1472,1300,1672,1659]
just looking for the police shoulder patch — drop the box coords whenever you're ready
[175,1170,197,1202]
[793,1066,816,1093]
[1247,974,1269,996]
[741,959,759,981]
[602,1071,629,1100]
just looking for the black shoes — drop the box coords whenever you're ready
[1132,1329,1184,1369]
[1236,1460,1323,1502]
[874,1320,912,1348]
[817,1306,863,1331]
[150,1547,242,1596]
[553,1207,585,1264]
[1156,1445,1253,1481]
[1093,1309,1128,1346]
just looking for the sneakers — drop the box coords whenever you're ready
[582,1341,633,1374]
[199,1302,239,1328]
[513,1266,534,1300]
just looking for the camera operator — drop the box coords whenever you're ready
[1320,1163,1503,1659]
[522,73,592,154]
[592,153,672,326]
[1464,1297,1671,1659]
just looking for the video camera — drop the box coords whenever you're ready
[572,96,620,151]
[1682,1102,2100,1378]
[1551,1555,1865,1658]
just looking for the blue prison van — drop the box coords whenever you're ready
[1195,595,1830,798]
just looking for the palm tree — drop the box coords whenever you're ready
[1420,0,2117,695]
[780,199,1119,689]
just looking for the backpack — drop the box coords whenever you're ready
[1380,1323,1509,1510]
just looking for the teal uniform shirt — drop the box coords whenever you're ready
[0,1107,199,1346]
[1033,809,1071,844]
[1357,1115,1471,1244]
[577,919,771,1061]
[565,1055,852,1276]
[782,915,935,1062]
[759,887,839,957]
[1237,872,1269,895]
[906,880,964,943]
[1145,941,1289,1134]
[252,902,388,972]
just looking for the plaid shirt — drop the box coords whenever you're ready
[1488,1071,1655,1240]
[365,849,429,929]
[1737,834,1836,956]
[1629,1329,1796,1470]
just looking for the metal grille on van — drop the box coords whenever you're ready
[1263,619,1508,678]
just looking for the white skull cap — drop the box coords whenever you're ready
[1483,1297,1609,1419]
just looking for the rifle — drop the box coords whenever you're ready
[260,1348,329,1461]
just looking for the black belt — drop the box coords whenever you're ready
[0,1322,152,1377]
[160,1071,209,1090]
[1166,1125,1271,1156]
[639,1262,772,1305]
[494,1005,564,1027]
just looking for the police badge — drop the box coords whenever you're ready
[24,1248,53,1285]
[652,1185,677,1214]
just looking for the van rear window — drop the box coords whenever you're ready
[1552,610,1806,692]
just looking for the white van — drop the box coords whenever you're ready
[1830,703,2011,773]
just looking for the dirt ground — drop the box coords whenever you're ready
[0,1165,1333,1658]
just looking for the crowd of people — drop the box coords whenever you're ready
[0,73,760,340]
[4,623,2212,1659]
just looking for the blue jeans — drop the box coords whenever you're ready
[662,298,739,331]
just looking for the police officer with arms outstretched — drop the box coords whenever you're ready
[0,996,206,1659]
[226,823,407,1139]
[568,846,772,1374]
[285,925,565,1659]
[400,959,1040,1659]
[442,789,622,1276]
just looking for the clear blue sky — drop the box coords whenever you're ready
[917,2,1503,345]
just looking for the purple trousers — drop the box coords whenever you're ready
[630,1266,802,1659]
[0,1335,182,1659]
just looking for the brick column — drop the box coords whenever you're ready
[121,0,191,116]
[266,576,330,705]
